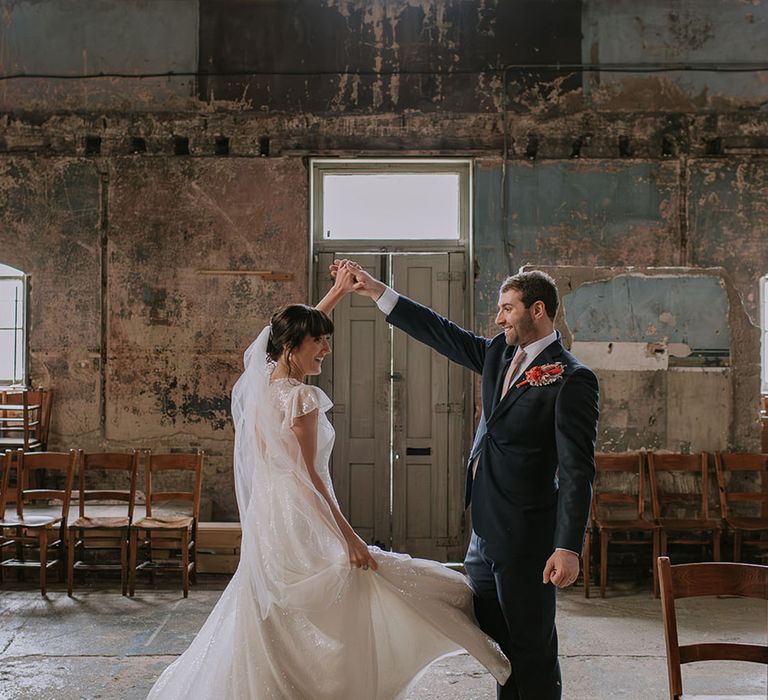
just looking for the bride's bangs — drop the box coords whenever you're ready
[307,307,334,338]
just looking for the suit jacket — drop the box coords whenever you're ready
[387,295,599,561]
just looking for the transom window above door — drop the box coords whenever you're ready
[311,159,471,249]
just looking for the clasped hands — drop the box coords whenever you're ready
[329,259,385,300]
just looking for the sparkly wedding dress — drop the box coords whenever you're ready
[146,327,510,700]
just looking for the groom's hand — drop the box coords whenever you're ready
[330,259,386,300]
[543,549,580,588]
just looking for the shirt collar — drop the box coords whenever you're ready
[516,329,558,362]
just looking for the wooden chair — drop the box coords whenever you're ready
[649,453,722,566]
[129,450,204,597]
[0,450,16,584]
[67,450,140,596]
[0,449,76,595]
[657,556,768,700]
[589,452,660,597]
[714,452,768,562]
[0,391,42,451]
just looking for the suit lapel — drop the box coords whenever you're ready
[487,337,566,427]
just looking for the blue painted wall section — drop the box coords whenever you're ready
[473,159,680,331]
[582,0,768,108]
[564,275,730,352]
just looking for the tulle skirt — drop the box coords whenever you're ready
[146,548,510,700]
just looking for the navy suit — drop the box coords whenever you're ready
[387,295,599,700]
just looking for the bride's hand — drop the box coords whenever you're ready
[330,260,356,295]
[346,532,378,571]
[330,259,385,300]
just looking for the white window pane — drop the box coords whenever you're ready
[0,281,23,328]
[764,277,768,329]
[0,329,17,381]
[15,329,24,382]
[322,173,460,240]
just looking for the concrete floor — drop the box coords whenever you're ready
[0,578,766,700]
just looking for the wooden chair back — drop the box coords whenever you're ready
[25,388,53,450]
[714,452,768,520]
[648,453,711,521]
[79,451,140,522]
[657,556,768,700]
[0,391,42,450]
[143,451,204,519]
[15,450,77,520]
[593,452,648,522]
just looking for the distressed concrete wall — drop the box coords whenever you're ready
[0,0,198,111]
[0,0,766,517]
[0,157,101,440]
[532,266,758,454]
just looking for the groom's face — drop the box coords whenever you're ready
[496,289,536,347]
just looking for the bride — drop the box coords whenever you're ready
[146,263,510,699]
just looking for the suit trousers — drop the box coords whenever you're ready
[464,531,562,700]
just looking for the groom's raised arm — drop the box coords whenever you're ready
[378,287,489,375]
[332,259,490,374]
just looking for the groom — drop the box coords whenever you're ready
[332,260,599,700]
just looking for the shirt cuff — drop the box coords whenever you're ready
[555,547,579,556]
[375,286,399,315]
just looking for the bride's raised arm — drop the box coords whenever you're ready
[315,260,356,315]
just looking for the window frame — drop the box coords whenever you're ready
[0,266,29,388]
[762,274,768,395]
[310,158,472,253]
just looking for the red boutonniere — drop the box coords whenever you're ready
[516,362,566,388]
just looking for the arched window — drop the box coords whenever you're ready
[0,263,27,386]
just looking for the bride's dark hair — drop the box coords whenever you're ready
[267,304,334,366]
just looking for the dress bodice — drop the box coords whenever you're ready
[269,378,336,496]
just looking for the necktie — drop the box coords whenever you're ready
[501,349,527,398]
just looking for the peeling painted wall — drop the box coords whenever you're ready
[0,0,766,518]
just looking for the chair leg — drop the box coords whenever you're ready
[599,531,608,598]
[713,531,721,562]
[16,527,24,582]
[190,538,197,586]
[128,529,138,597]
[733,530,742,562]
[67,528,74,597]
[58,527,66,583]
[652,530,660,598]
[38,530,47,597]
[659,530,668,557]
[583,531,591,599]
[181,530,189,598]
[120,532,128,597]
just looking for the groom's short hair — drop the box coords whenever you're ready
[500,270,559,320]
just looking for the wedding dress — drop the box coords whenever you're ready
[146,327,510,700]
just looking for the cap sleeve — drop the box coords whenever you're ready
[285,384,333,428]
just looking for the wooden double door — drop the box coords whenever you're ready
[316,252,469,561]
